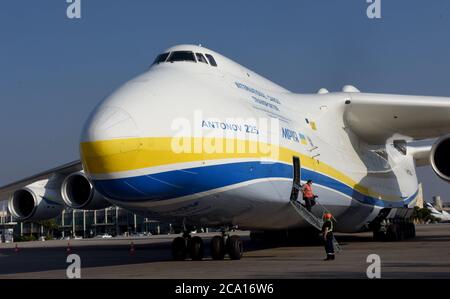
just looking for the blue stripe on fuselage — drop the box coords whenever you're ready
[92,161,416,208]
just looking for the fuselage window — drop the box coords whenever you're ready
[205,54,218,67]
[167,51,197,63]
[153,52,170,65]
[196,53,208,64]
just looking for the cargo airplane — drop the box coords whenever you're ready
[1,45,449,260]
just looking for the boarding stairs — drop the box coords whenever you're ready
[290,183,342,253]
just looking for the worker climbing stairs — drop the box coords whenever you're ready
[289,157,341,253]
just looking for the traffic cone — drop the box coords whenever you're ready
[130,242,135,255]
[14,244,19,253]
[66,241,71,254]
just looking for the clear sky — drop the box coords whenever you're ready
[0,0,449,203]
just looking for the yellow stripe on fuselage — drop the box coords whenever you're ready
[81,137,281,173]
[80,137,395,201]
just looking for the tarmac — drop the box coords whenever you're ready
[1,223,450,279]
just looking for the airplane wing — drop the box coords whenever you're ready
[0,160,82,200]
[344,93,450,144]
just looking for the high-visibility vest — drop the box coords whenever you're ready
[303,184,314,198]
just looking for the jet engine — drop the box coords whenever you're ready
[8,181,64,221]
[430,135,450,182]
[61,172,110,210]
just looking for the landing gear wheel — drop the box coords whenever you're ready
[387,223,399,241]
[172,237,188,261]
[210,236,225,260]
[405,223,412,239]
[189,236,204,261]
[397,223,405,241]
[373,230,385,242]
[227,235,243,260]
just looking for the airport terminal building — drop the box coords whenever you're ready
[1,207,172,241]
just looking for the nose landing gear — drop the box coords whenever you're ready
[210,234,243,260]
[171,230,243,261]
[189,236,205,261]
[171,236,188,261]
[227,235,244,260]
[210,235,226,260]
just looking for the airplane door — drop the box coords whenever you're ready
[290,156,301,201]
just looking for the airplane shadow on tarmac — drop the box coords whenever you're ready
[0,236,338,275]
[0,231,447,276]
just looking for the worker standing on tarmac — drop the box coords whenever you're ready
[302,180,316,212]
[322,213,335,261]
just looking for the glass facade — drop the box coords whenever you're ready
[2,207,172,240]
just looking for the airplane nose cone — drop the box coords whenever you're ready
[81,105,140,142]
[80,105,141,177]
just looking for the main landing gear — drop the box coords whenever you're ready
[370,208,416,242]
[171,231,243,261]
[373,220,416,241]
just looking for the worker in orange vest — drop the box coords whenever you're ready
[302,180,317,212]
[322,212,335,261]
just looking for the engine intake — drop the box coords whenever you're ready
[431,135,450,182]
[9,189,35,220]
[61,172,110,210]
[8,183,64,221]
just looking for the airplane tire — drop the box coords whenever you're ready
[373,230,386,242]
[386,224,399,241]
[406,223,412,239]
[172,237,188,261]
[375,221,415,242]
[227,235,243,260]
[189,236,204,261]
[210,236,225,260]
[408,222,415,239]
[397,223,405,241]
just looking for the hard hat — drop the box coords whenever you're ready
[323,213,332,219]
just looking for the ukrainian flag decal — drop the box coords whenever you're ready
[299,133,308,145]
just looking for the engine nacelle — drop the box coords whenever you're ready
[431,135,450,182]
[61,172,111,210]
[8,181,64,221]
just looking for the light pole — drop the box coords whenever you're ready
[72,209,76,238]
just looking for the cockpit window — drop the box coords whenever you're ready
[167,51,196,63]
[153,52,170,65]
[205,54,217,67]
[195,53,208,64]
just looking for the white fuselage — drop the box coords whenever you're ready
[80,45,418,233]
